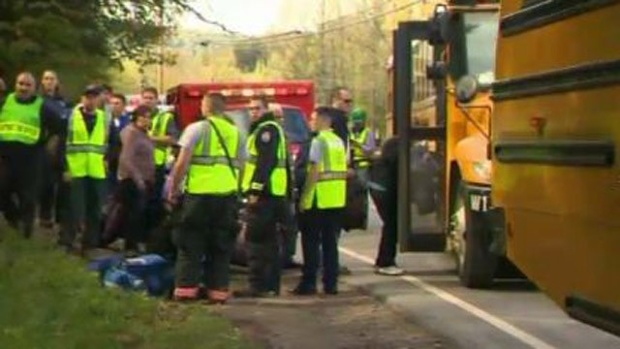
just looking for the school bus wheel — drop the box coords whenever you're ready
[450,182,497,289]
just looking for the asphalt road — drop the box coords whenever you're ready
[337,206,620,349]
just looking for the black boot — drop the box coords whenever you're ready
[289,283,317,296]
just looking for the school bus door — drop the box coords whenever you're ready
[393,14,450,253]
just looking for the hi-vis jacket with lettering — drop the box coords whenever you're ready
[66,107,108,179]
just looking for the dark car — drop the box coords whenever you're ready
[225,105,312,193]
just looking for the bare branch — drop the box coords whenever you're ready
[166,0,243,36]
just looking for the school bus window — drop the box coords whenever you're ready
[448,11,499,81]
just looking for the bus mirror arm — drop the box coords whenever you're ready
[446,87,491,141]
[454,99,492,142]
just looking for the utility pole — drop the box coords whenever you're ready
[158,1,165,94]
[318,0,326,103]
[333,1,342,86]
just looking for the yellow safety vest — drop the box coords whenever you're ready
[302,129,347,210]
[150,111,173,167]
[186,116,241,195]
[66,107,107,179]
[351,127,370,168]
[241,120,288,196]
[0,93,43,145]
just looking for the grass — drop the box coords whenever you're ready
[0,229,257,349]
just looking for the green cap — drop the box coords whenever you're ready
[350,108,367,122]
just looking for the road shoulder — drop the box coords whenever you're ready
[217,271,454,349]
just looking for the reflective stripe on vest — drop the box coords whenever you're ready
[318,171,348,181]
[0,93,43,145]
[150,111,173,166]
[186,117,241,195]
[66,108,107,179]
[191,155,241,167]
[351,127,370,168]
[66,144,107,154]
[302,130,347,210]
[241,120,288,196]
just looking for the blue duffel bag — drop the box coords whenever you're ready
[89,254,175,297]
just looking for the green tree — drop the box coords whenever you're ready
[0,0,194,95]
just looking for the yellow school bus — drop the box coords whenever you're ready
[390,0,516,288]
[492,0,620,335]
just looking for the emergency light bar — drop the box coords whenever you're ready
[185,87,309,98]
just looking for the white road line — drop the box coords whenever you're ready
[339,247,557,349]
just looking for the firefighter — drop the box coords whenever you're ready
[293,107,347,295]
[235,96,290,298]
[0,72,63,238]
[60,85,108,253]
[167,93,242,303]
[142,86,178,229]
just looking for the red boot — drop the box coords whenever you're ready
[207,289,230,304]
[173,286,200,301]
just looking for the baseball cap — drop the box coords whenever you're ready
[83,84,103,96]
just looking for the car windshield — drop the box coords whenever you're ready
[224,107,310,143]
[448,11,499,80]
[225,109,251,136]
[281,108,310,143]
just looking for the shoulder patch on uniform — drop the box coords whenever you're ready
[260,131,271,143]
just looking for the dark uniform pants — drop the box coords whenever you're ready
[246,197,288,294]
[55,181,70,225]
[0,150,41,237]
[299,208,342,292]
[371,189,398,267]
[38,151,60,223]
[280,201,298,264]
[174,194,238,290]
[61,177,106,248]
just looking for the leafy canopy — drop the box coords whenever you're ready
[0,0,193,93]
